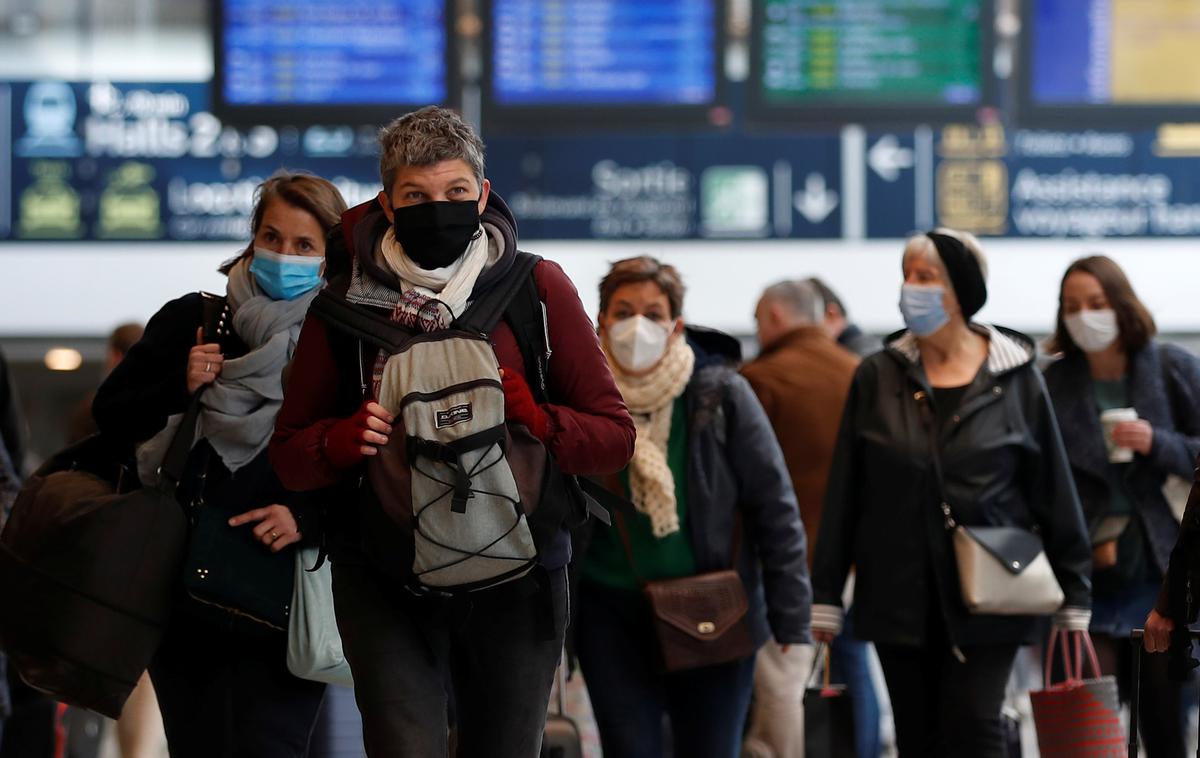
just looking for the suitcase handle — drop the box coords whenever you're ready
[1129,628,1200,758]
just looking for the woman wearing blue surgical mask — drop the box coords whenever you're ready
[93,171,347,758]
[577,256,811,758]
[811,230,1092,758]
[1044,255,1200,758]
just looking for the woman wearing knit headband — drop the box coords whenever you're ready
[575,255,811,758]
[811,229,1092,757]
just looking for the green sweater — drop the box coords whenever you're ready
[582,396,697,591]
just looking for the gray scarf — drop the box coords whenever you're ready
[137,258,319,484]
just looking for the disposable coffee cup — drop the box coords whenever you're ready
[1099,407,1138,463]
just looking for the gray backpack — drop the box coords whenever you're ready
[312,253,589,594]
[378,326,537,590]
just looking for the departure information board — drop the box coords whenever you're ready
[1030,0,1200,106]
[489,0,717,107]
[758,0,984,107]
[219,0,446,109]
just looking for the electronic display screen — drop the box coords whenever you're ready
[1030,0,1200,106]
[756,0,985,112]
[489,0,718,107]
[218,0,447,113]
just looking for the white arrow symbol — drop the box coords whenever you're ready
[868,135,915,182]
[794,173,838,224]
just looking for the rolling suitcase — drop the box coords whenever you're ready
[541,659,582,758]
[1130,629,1200,757]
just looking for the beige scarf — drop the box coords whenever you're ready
[607,335,695,537]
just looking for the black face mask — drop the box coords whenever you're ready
[391,200,481,270]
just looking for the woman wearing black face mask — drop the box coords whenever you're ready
[1044,255,1200,758]
[270,106,635,757]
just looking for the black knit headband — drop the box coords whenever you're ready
[926,231,987,320]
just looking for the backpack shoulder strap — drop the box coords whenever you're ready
[502,256,551,404]
[456,252,542,335]
[309,288,415,354]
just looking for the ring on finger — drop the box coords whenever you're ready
[269,530,279,541]
[205,361,212,373]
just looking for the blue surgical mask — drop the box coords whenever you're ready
[249,248,323,301]
[899,284,950,337]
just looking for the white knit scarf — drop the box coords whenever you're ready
[607,335,695,537]
[378,224,493,331]
[367,224,498,397]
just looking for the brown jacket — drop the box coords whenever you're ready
[741,326,859,567]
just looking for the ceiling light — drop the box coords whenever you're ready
[44,348,83,372]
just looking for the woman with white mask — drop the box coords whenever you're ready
[576,256,811,758]
[1043,255,1200,758]
[811,230,1092,758]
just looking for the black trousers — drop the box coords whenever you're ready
[575,581,756,758]
[331,562,568,758]
[150,610,326,758]
[875,640,1018,758]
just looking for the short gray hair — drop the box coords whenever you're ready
[378,106,486,194]
[762,279,825,324]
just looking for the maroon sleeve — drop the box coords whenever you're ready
[270,314,349,491]
[533,260,635,475]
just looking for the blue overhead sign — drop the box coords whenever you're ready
[490,0,717,107]
[220,0,446,107]
[1,80,381,243]
[7,81,1200,243]
[485,133,842,240]
[935,124,1200,238]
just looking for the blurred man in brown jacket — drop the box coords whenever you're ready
[741,279,880,758]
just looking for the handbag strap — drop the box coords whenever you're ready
[155,391,206,495]
[915,390,958,532]
[1044,628,1103,688]
[805,641,834,691]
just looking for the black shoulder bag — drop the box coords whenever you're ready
[0,401,194,718]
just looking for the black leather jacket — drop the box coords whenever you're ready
[813,325,1092,647]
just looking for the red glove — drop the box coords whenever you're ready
[500,368,550,442]
[322,401,392,469]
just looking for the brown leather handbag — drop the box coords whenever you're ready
[615,511,754,672]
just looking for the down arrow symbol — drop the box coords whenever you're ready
[794,173,839,224]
